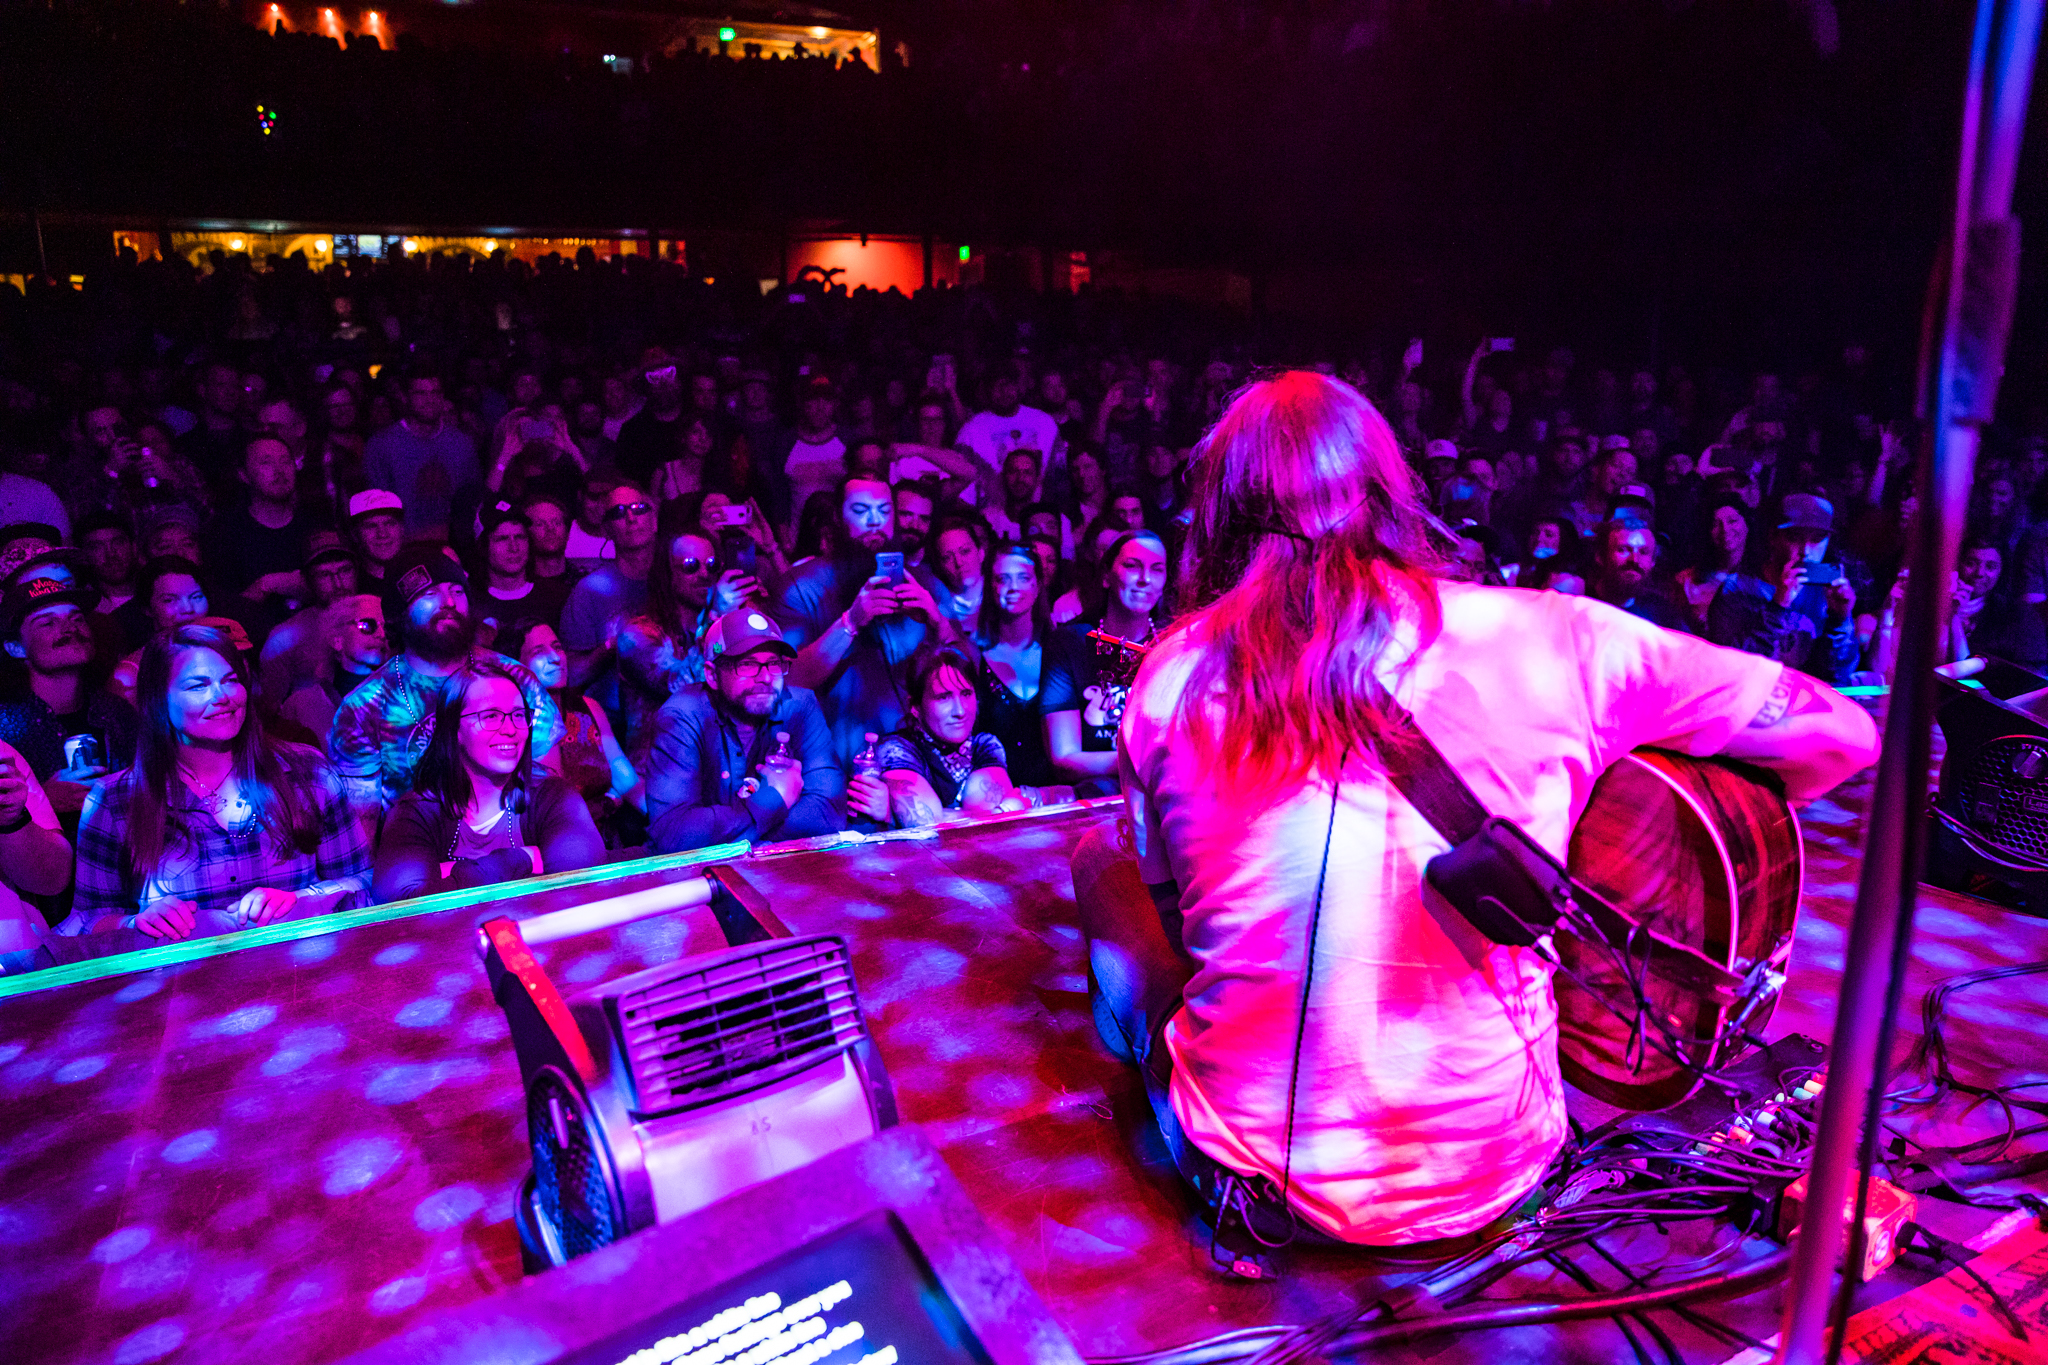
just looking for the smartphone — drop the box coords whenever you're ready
[517,416,552,441]
[717,529,757,579]
[1489,337,1516,353]
[705,503,752,529]
[1803,562,1841,586]
[874,551,907,586]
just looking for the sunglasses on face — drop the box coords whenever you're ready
[605,501,654,521]
[352,617,382,635]
[675,557,712,575]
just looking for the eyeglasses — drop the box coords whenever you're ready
[605,501,654,522]
[675,557,710,575]
[460,707,530,730]
[722,657,790,681]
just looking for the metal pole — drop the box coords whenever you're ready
[1776,2,2039,1360]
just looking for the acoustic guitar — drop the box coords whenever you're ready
[1558,749,1806,1110]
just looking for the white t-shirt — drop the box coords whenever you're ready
[784,435,850,528]
[1119,581,1781,1243]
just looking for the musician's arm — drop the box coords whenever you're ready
[1714,666,1881,803]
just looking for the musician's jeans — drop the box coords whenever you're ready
[1072,820,1346,1248]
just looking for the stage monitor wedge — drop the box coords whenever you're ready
[337,1125,1084,1365]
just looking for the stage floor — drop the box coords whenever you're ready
[3,765,2047,1365]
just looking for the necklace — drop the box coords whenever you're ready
[181,765,250,824]
[447,800,515,860]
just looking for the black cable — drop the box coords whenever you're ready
[1324,1247,1795,1354]
[1543,1251,1674,1365]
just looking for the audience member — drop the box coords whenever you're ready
[473,501,570,643]
[363,371,480,541]
[780,476,961,766]
[328,544,562,817]
[257,533,365,706]
[370,659,606,901]
[1043,529,1168,795]
[69,623,368,940]
[644,608,844,851]
[0,573,137,814]
[560,481,659,683]
[277,594,387,743]
[0,737,73,955]
[848,646,1026,828]
[506,618,642,835]
[347,489,408,582]
[1707,494,1862,683]
[973,541,1060,789]
[1586,520,1688,629]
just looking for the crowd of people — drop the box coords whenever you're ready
[0,243,2034,967]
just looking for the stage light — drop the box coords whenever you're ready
[718,25,735,41]
[482,240,496,252]
[315,238,330,252]
[402,238,419,253]
[958,245,971,262]
[229,238,246,251]
[811,26,828,39]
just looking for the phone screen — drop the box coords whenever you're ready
[874,551,907,585]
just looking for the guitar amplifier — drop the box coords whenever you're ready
[1927,657,2048,910]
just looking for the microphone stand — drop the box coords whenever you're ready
[1776,2,2040,1360]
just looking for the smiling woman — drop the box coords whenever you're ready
[371,660,605,903]
[67,623,371,940]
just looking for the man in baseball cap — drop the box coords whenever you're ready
[642,607,843,854]
[348,489,407,580]
[1703,491,1862,684]
[327,542,562,820]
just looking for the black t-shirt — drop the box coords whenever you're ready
[210,503,331,599]
[1040,618,1149,752]
[615,408,689,486]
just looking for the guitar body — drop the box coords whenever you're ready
[1560,749,1805,1110]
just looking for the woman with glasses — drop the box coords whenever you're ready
[69,623,369,940]
[373,659,605,901]
[971,542,1060,789]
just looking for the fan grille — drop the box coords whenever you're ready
[1957,736,2048,859]
[527,1067,618,1260]
[617,936,867,1116]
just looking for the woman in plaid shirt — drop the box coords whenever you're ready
[70,623,370,940]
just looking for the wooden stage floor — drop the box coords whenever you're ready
[2,765,2047,1365]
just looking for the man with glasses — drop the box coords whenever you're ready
[363,368,481,541]
[644,609,843,853]
[329,545,561,820]
[278,592,387,745]
[560,480,659,687]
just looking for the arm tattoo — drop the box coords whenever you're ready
[1749,676,1794,729]
[1748,671,1837,728]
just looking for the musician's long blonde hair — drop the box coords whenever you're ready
[1172,371,1446,793]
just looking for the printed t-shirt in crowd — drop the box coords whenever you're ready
[558,566,649,652]
[955,405,1060,480]
[1041,618,1145,754]
[328,649,563,809]
[1118,582,1782,1244]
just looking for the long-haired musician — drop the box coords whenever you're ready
[1073,371,1878,1252]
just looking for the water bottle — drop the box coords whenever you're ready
[852,732,881,780]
